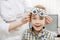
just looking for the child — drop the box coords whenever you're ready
[22,5,55,40]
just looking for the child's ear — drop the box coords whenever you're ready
[45,16,52,24]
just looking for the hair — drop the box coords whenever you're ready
[33,5,46,10]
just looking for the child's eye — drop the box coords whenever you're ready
[32,17,37,20]
[40,17,44,20]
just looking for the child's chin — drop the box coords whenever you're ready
[35,28,41,31]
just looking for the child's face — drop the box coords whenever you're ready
[31,14,45,32]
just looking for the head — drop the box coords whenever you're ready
[30,5,46,32]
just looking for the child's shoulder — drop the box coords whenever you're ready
[44,29,57,36]
[44,30,53,33]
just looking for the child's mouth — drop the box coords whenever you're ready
[34,25,41,27]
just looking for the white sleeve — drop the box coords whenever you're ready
[0,1,13,33]
[1,0,17,21]
[0,0,25,34]
[0,17,10,33]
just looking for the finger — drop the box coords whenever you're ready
[46,16,52,20]
[46,20,50,24]
[25,15,30,19]
[45,16,53,24]
[46,18,52,24]
[25,18,30,21]
[45,16,52,21]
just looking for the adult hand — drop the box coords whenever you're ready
[21,13,31,24]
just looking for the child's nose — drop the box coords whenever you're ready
[36,20,41,24]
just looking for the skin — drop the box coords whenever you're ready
[9,13,30,31]
[30,14,46,34]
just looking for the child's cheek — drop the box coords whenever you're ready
[42,19,45,25]
[31,20,35,24]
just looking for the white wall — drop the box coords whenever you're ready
[56,0,60,34]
